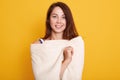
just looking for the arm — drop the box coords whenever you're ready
[60,46,73,79]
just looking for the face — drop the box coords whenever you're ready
[50,6,66,34]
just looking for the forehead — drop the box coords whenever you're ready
[51,6,64,15]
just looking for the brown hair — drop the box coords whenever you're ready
[43,2,78,40]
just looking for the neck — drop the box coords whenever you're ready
[49,32,63,40]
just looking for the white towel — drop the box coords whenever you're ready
[30,36,84,80]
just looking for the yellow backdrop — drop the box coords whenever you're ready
[0,0,120,80]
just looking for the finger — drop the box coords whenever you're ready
[67,46,72,48]
[70,47,74,55]
[71,49,74,55]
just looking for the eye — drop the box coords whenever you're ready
[62,15,66,19]
[52,15,57,18]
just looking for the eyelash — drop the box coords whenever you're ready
[52,16,65,19]
[52,16,57,18]
[62,16,65,19]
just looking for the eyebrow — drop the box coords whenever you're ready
[51,13,57,15]
[51,13,65,16]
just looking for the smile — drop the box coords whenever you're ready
[55,25,63,28]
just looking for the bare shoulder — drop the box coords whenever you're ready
[32,38,44,44]
[32,39,40,44]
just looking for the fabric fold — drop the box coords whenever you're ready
[30,36,84,80]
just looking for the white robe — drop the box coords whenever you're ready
[30,36,84,80]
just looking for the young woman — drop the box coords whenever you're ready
[31,2,84,80]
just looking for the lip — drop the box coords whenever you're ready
[55,25,63,28]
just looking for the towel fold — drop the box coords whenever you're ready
[30,36,84,80]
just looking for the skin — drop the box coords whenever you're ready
[49,6,66,40]
[34,6,73,79]
[49,6,73,79]
[60,46,73,79]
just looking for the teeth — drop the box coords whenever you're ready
[55,25,62,28]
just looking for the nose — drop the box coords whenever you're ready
[56,18,61,23]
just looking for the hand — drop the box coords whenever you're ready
[63,46,74,63]
[60,46,74,79]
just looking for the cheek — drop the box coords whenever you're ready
[63,19,66,24]
[50,18,56,25]
[62,21,66,30]
[63,20,66,26]
[50,21,57,30]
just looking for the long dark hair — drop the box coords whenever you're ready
[43,2,78,40]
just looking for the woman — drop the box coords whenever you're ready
[31,2,84,80]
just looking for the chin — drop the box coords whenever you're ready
[54,30,64,33]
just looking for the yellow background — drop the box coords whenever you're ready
[0,0,120,80]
